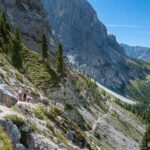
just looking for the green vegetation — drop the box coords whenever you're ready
[115,100,149,150]
[0,11,58,90]
[94,89,102,104]
[0,126,13,150]
[115,99,150,123]
[94,132,101,140]
[44,107,62,122]
[21,47,53,89]
[75,80,81,92]
[41,34,48,62]
[0,11,10,54]
[0,11,22,69]
[54,129,67,144]
[56,43,64,77]
[5,115,25,127]
[127,78,150,103]
[141,124,150,150]
[10,29,23,69]
[87,79,97,89]
[65,103,73,110]
[34,106,45,120]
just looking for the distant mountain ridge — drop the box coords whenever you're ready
[121,44,150,61]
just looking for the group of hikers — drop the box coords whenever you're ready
[17,89,32,103]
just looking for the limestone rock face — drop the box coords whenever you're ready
[41,0,145,94]
[0,0,54,51]
[27,133,62,150]
[0,78,17,106]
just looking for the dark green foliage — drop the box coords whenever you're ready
[141,125,150,150]
[20,48,52,89]
[87,79,97,89]
[5,115,25,128]
[94,132,101,140]
[65,103,73,110]
[56,43,64,77]
[75,80,81,92]
[41,34,48,61]
[10,29,22,69]
[127,80,150,104]
[115,99,150,123]
[0,11,58,88]
[0,11,10,53]
[45,59,57,82]
[94,89,102,104]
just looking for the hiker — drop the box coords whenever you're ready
[26,91,32,103]
[17,89,23,101]
[23,91,27,101]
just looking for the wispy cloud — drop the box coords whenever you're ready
[106,24,150,29]
[134,31,150,34]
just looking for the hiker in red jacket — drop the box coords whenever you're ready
[18,89,23,101]
[26,91,32,103]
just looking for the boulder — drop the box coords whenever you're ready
[0,118,21,144]
[0,83,17,107]
[27,133,60,150]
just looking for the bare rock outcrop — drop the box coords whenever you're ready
[0,0,54,51]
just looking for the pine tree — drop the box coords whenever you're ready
[141,124,150,150]
[11,29,22,70]
[56,43,64,76]
[41,34,48,62]
[0,11,10,53]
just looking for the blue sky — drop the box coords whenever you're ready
[87,0,150,47]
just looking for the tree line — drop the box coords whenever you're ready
[0,11,65,79]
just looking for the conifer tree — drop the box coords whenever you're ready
[11,29,22,70]
[41,34,48,62]
[0,11,10,53]
[56,43,64,76]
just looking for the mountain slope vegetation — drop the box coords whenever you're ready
[0,10,147,150]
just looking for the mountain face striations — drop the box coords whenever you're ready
[41,0,148,95]
[0,0,54,51]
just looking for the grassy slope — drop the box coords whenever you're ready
[21,47,54,90]
[125,58,150,103]
[127,78,150,103]
[0,126,13,150]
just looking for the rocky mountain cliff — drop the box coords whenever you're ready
[41,0,150,96]
[0,0,54,51]
[1,0,150,98]
[121,44,150,61]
